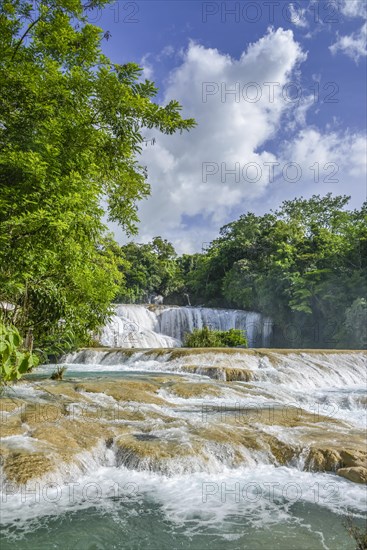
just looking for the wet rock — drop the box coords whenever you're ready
[21,403,67,426]
[180,365,226,380]
[337,466,367,484]
[180,365,255,382]
[74,380,167,406]
[265,437,297,465]
[1,370,366,487]
[224,368,254,382]
[0,419,25,438]
[339,449,367,468]
[0,398,26,414]
[114,432,198,473]
[305,447,367,474]
[133,433,159,441]
[168,382,221,399]
[3,451,54,485]
[305,448,342,471]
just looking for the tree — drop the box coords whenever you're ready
[177,195,367,349]
[116,237,183,303]
[0,1,195,350]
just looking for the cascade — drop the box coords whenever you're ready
[99,304,272,348]
[2,348,366,546]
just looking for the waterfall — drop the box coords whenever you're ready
[99,304,272,348]
[99,305,179,348]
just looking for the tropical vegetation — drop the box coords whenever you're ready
[184,326,248,348]
[1,2,365,379]
[118,194,366,349]
[0,0,195,359]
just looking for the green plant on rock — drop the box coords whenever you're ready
[0,322,39,383]
[184,326,247,348]
[50,365,66,380]
[219,328,248,347]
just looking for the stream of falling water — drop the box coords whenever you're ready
[100,304,273,348]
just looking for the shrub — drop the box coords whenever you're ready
[219,328,248,347]
[0,323,39,384]
[184,326,247,348]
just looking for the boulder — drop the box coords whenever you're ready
[337,466,367,484]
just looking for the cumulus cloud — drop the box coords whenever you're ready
[278,128,366,195]
[110,28,365,253]
[339,0,367,19]
[219,127,366,219]
[140,54,154,80]
[131,28,307,251]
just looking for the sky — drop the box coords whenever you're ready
[94,0,367,253]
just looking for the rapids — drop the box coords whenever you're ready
[0,349,366,549]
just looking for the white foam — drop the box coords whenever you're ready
[1,463,365,533]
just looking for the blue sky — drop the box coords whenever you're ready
[94,1,367,252]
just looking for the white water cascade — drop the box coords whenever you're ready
[2,349,366,546]
[99,304,272,348]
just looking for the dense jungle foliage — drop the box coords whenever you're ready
[119,195,367,349]
[0,0,195,358]
[0,2,365,360]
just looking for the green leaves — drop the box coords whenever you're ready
[116,237,182,303]
[0,0,195,356]
[0,323,39,383]
[184,326,248,348]
[179,195,367,348]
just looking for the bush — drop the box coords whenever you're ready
[0,323,39,384]
[184,326,248,348]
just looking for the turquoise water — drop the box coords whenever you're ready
[1,495,364,549]
[1,356,366,549]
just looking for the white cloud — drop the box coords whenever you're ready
[339,0,367,19]
[110,29,365,253]
[330,22,367,62]
[282,128,366,177]
[261,129,367,214]
[140,54,154,80]
[289,3,309,28]
[128,28,307,251]
[330,0,367,62]
[158,45,175,60]
[227,128,366,221]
